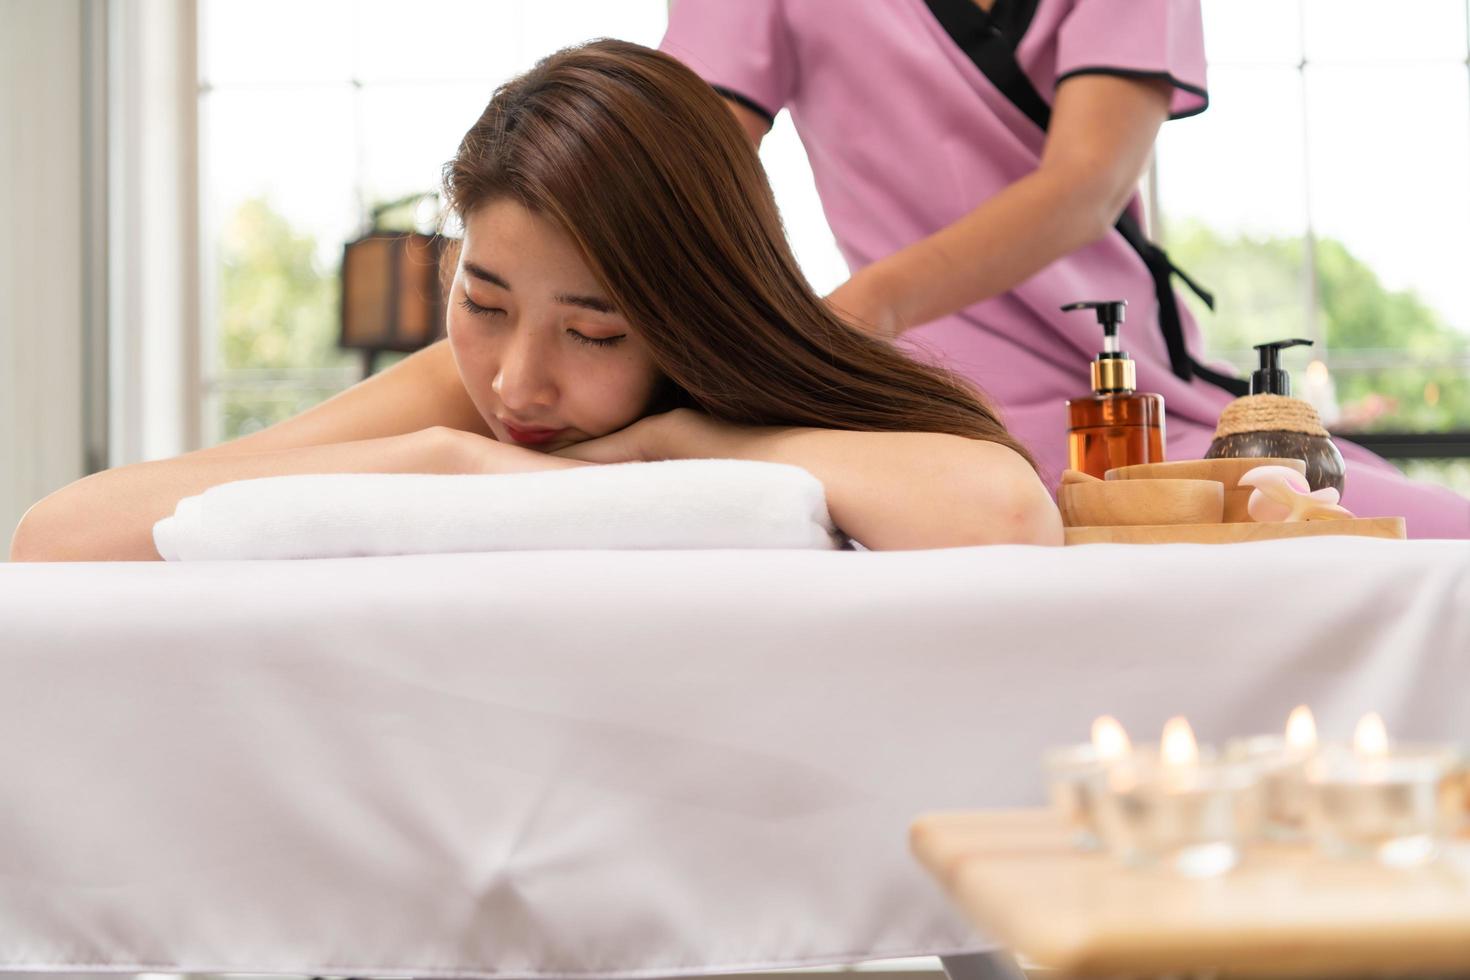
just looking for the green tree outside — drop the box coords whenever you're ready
[214,197,356,440]
[218,197,350,372]
[1167,221,1470,432]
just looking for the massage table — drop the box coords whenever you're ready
[2,538,1467,978]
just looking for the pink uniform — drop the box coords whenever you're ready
[661,0,1469,538]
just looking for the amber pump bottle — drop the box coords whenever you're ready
[1063,300,1166,480]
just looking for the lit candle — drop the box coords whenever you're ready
[1305,711,1458,867]
[1095,716,1262,878]
[1162,715,1199,766]
[1355,711,1388,757]
[1092,714,1132,763]
[1225,704,1318,839]
[1287,704,1318,752]
[1043,715,1132,850]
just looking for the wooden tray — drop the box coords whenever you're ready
[911,808,1470,977]
[1064,516,1406,545]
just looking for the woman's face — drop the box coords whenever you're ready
[447,198,662,453]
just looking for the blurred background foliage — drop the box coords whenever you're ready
[1172,221,1470,434]
[214,197,402,440]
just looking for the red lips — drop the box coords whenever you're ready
[501,420,565,445]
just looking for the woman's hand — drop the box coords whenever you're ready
[551,408,717,464]
[825,269,904,340]
[422,425,592,474]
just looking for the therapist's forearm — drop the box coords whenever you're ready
[845,73,1173,334]
[864,166,1120,332]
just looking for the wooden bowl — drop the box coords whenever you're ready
[1223,487,1254,524]
[1058,479,1225,528]
[1105,457,1306,490]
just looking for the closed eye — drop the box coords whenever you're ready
[459,296,505,318]
[568,329,626,348]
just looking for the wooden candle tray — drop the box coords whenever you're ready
[912,808,1470,977]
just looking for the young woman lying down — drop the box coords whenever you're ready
[10,40,1061,561]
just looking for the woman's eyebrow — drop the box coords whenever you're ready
[463,261,511,289]
[553,291,616,314]
[464,260,614,314]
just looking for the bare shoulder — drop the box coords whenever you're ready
[962,437,1065,546]
[187,338,492,459]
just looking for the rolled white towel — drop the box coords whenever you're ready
[152,459,840,561]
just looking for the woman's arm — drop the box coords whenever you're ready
[9,337,594,562]
[826,73,1173,338]
[8,428,584,562]
[555,410,1063,549]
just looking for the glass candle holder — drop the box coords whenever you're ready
[1442,762,1470,838]
[1093,754,1263,878]
[1043,743,1110,850]
[1225,734,1311,841]
[1305,743,1461,867]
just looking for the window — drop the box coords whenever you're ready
[1154,0,1470,491]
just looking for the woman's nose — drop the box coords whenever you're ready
[491,327,558,412]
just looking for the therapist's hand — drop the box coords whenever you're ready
[825,270,904,341]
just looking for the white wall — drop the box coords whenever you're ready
[1,0,89,555]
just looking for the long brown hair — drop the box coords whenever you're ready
[443,39,1034,468]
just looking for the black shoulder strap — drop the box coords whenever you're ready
[923,0,1247,396]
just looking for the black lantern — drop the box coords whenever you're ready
[339,196,451,378]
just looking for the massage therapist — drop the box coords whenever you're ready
[661,0,1470,537]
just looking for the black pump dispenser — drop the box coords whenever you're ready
[1251,338,1313,396]
[1062,300,1128,355]
[1209,336,1346,495]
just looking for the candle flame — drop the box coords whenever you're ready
[1161,715,1199,767]
[1285,704,1317,751]
[1091,715,1131,762]
[1354,712,1389,757]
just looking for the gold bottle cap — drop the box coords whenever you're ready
[1092,357,1136,393]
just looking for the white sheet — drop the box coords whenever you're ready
[2,538,1468,978]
